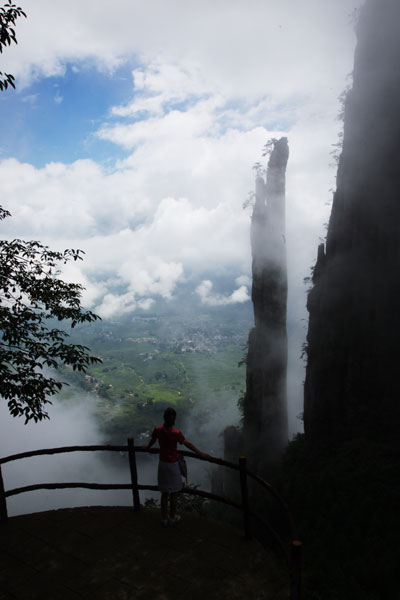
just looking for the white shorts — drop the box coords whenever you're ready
[158,460,183,493]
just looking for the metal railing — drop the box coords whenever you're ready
[0,438,302,599]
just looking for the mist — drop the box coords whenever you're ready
[0,380,238,516]
[0,393,160,516]
[182,385,242,489]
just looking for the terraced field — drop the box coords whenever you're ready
[62,304,252,443]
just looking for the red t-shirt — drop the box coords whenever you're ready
[153,425,185,462]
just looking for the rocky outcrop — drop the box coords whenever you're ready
[304,0,400,439]
[242,138,289,475]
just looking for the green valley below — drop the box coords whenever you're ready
[62,304,252,444]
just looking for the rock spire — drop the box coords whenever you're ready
[242,137,289,475]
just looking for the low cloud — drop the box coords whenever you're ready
[235,275,251,287]
[196,280,250,306]
[0,396,138,516]
[95,292,152,319]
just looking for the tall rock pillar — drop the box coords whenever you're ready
[243,137,289,475]
[304,0,400,440]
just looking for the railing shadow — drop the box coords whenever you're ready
[0,437,301,599]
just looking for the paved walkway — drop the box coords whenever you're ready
[0,506,289,600]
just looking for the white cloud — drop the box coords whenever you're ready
[59,262,106,309]
[196,279,250,306]
[230,285,250,304]
[111,62,209,118]
[95,292,139,319]
[9,1,362,99]
[235,275,251,287]
[0,2,362,326]
[0,96,339,320]
[95,292,157,320]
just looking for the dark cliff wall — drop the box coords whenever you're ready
[243,137,289,474]
[304,0,400,439]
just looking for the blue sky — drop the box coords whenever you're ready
[0,64,134,166]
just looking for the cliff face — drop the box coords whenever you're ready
[304,0,400,439]
[243,138,289,474]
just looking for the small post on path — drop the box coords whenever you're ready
[128,437,140,511]
[239,456,251,540]
[0,464,8,522]
[290,539,302,600]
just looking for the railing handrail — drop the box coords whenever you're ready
[4,482,243,510]
[0,445,240,471]
[0,445,297,537]
[0,440,301,599]
[0,445,128,465]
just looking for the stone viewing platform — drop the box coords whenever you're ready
[0,506,289,599]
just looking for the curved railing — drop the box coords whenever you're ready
[0,438,302,599]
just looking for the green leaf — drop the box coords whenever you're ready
[0,204,101,422]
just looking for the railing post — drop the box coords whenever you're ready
[127,437,140,511]
[239,456,251,540]
[0,464,8,521]
[290,540,302,600]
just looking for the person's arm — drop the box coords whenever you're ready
[183,439,210,459]
[141,430,157,451]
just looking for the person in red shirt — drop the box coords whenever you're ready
[143,407,208,526]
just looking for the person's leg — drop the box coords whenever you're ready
[161,492,169,521]
[170,492,178,518]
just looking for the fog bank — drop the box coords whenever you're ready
[0,395,159,516]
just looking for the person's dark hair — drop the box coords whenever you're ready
[163,407,176,427]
